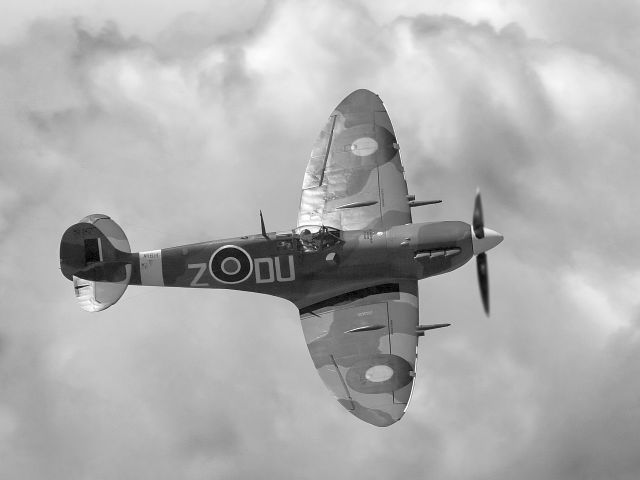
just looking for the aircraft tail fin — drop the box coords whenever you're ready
[59,214,133,312]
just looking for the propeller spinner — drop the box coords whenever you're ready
[471,190,503,315]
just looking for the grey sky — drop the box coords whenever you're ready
[1,1,639,479]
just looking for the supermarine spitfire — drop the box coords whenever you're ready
[59,89,503,427]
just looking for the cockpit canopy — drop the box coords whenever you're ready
[293,225,342,252]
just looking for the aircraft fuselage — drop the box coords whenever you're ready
[127,220,474,309]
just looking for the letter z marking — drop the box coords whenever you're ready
[188,263,209,287]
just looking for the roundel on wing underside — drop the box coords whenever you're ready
[345,354,412,394]
[334,123,398,165]
[350,137,378,157]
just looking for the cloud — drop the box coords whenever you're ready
[1,1,640,479]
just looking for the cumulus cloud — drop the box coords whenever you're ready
[1,1,640,479]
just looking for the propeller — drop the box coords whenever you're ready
[471,189,503,316]
[477,252,489,315]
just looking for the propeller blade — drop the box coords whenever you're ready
[473,189,484,239]
[476,252,489,316]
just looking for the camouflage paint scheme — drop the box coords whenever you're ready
[59,89,500,427]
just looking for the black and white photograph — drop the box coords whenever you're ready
[1,0,639,478]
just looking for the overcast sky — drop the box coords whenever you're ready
[1,1,640,479]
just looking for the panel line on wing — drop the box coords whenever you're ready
[376,166,384,229]
[318,115,337,186]
[386,302,392,355]
[373,112,387,231]
[330,354,355,410]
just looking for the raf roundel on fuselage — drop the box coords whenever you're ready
[209,245,254,284]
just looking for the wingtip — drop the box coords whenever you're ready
[340,397,407,427]
[349,406,405,427]
[337,89,385,113]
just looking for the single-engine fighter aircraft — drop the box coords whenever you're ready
[60,89,503,427]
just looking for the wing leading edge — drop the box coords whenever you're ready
[298,89,412,231]
[299,281,419,427]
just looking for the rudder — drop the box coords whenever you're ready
[59,214,132,312]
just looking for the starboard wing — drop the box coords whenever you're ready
[298,89,412,231]
[299,281,419,427]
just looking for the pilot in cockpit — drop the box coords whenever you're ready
[297,225,341,253]
[299,228,317,252]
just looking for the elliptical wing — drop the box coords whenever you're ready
[299,281,419,427]
[298,89,412,231]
